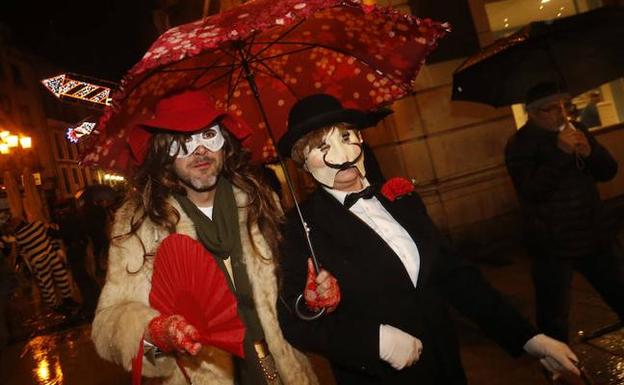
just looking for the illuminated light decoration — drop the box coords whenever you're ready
[103,173,125,182]
[19,137,32,149]
[0,144,8,154]
[90,89,110,104]
[60,79,80,95]
[66,121,96,143]
[6,135,18,148]
[41,74,66,97]
[74,84,98,98]
[41,73,113,107]
[0,131,9,138]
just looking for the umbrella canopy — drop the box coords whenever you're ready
[81,0,448,172]
[3,171,23,220]
[452,6,624,107]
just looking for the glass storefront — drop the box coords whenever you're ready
[484,0,624,129]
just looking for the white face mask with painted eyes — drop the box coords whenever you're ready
[303,126,366,187]
[169,124,225,158]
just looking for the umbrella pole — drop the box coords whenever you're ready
[240,57,325,320]
[545,42,586,170]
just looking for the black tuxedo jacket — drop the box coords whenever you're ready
[277,187,536,385]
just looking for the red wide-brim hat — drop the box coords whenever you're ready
[128,90,251,164]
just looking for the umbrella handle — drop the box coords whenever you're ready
[294,294,326,321]
[239,53,326,320]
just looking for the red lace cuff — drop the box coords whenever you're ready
[147,315,174,353]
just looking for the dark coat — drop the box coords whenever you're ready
[277,188,536,385]
[505,122,618,259]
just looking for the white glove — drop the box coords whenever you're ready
[379,324,423,370]
[523,334,581,379]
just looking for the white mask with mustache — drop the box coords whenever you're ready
[169,124,225,158]
[303,127,366,187]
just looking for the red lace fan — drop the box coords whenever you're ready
[149,233,245,357]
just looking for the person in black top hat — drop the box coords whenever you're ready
[505,82,622,342]
[277,93,581,385]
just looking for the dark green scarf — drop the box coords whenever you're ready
[173,179,269,384]
[173,178,265,338]
[175,178,241,262]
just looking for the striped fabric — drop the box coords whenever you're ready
[14,220,73,308]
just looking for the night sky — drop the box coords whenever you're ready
[0,0,159,82]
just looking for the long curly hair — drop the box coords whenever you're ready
[117,127,283,271]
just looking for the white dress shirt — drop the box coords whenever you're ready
[323,180,421,287]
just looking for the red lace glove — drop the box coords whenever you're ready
[146,314,202,355]
[304,258,341,313]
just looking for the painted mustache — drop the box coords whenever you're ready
[322,144,363,170]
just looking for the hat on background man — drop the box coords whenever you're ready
[525,82,571,111]
[277,93,392,158]
[128,90,251,164]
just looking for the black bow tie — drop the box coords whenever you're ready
[344,186,375,209]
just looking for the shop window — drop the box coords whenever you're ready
[484,0,624,129]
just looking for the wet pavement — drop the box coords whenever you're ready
[1,245,622,385]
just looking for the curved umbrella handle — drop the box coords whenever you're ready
[240,52,328,321]
[294,294,326,321]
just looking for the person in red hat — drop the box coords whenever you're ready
[91,90,320,385]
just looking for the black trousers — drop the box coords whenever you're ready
[531,250,624,342]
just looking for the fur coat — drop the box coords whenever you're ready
[91,187,319,385]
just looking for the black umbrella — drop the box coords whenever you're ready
[452,6,624,107]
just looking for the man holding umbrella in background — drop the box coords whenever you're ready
[277,93,582,385]
[505,82,623,343]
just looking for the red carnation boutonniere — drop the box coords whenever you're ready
[381,177,415,202]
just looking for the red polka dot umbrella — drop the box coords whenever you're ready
[81,0,448,172]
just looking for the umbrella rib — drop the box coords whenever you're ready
[193,65,240,90]
[253,41,409,93]
[244,32,258,61]
[188,48,231,88]
[159,45,241,74]
[251,41,374,69]
[225,56,237,108]
[247,19,305,62]
[247,45,315,64]
[251,61,300,99]
[226,62,247,109]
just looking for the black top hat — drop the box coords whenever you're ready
[277,94,392,158]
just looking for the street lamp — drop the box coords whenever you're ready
[6,135,18,148]
[19,137,32,149]
[0,130,33,152]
